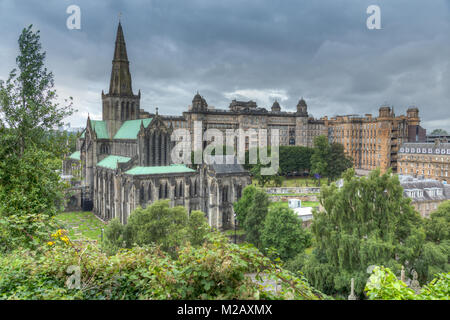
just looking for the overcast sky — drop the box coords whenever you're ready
[0,0,449,132]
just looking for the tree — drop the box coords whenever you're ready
[244,191,270,250]
[0,25,73,156]
[310,135,330,185]
[187,210,210,246]
[365,266,450,300]
[0,26,73,251]
[234,185,258,225]
[430,129,448,136]
[279,146,314,176]
[415,201,450,282]
[424,201,450,243]
[311,136,352,184]
[328,143,353,181]
[124,201,188,253]
[261,204,311,261]
[300,168,425,297]
[233,186,270,250]
[105,201,211,255]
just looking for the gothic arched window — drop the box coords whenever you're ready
[148,184,152,201]
[140,186,145,205]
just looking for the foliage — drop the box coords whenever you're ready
[261,204,311,261]
[234,186,270,250]
[365,266,449,300]
[243,190,270,250]
[311,136,353,184]
[430,129,448,136]
[102,218,125,255]
[187,210,210,246]
[424,201,450,243]
[104,201,210,255]
[0,25,73,252]
[299,168,425,297]
[415,202,450,282]
[0,137,66,252]
[278,146,314,176]
[233,185,258,225]
[0,25,73,156]
[0,232,328,300]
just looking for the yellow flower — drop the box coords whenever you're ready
[47,241,54,246]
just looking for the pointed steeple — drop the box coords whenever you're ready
[113,22,129,62]
[108,22,133,96]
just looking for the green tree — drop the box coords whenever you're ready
[365,266,450,300]
[424,201,450,243]
[261,204,311,261]
[328,143,353,181]
[279,146,314,176]
[300,168,425,297]
[311,136,352,184]
[0,25,73,156]
[243,191,270,249]
[310,135,330,185]
[102,218,125,255]
[105,201,211,254]
[415,201,450,282]
[124,201,189,253]
[233,185,258,225]
[430,129,448,136]
[0,26,73,251]
[187,210,210,246]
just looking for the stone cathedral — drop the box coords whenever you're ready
[64,22,250,230]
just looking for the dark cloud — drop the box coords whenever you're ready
[0,0,449,131]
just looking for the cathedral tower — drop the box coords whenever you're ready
[102,22,141,138]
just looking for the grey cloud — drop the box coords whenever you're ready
[0,0,449,132]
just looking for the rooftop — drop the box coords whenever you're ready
[97,155,131,170]
[113,118,153,139]
[124,164,196,176]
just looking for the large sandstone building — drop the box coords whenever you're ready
[398,139,450,184]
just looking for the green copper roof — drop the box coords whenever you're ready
[97,155,131,170]
[113,118,153,140]
[80,120,109,139]
[69,151,81,160]
[125,164,195,176]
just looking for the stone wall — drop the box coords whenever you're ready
[265,187,321,194]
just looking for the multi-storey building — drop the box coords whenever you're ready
[398,139,450,184]
[326,107,426,174]
[399,175,450,218]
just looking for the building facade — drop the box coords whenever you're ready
[399,175,450,218]
[398,140,450,184]
[64,23,250,230]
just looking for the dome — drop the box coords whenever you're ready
[271,100,281,111]
[297,98,307,107]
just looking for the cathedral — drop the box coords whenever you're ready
[63,22,250,230]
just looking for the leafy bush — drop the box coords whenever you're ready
[104,201,210,255]
[0,232,327,300]
[365,266,449,300]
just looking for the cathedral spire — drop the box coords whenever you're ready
[108,22,133,96]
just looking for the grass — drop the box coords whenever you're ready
[270,201,320,209]
[54,211,107,241]
[252,177,322,188]
[268,193,320,197]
